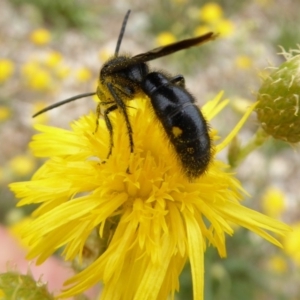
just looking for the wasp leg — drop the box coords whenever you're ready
[95,100,115,133]
[170,74,185,87]
[102,104,118,159]
[107,83,134,154]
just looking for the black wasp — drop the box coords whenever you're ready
[33,10,217,179]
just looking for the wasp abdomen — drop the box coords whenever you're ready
[142,72,211,178]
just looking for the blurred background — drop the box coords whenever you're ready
[1,0,300,299]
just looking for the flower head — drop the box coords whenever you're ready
[10,92,289,299]
[283,222,300,266]
[156,32,176,46]
[9,154,36,176]
[30,28,51,46]
[75,67,92,82]
[256,52,300,143]
[21,61,53,91]
[261,187,286,218]
[200,3,223,23]
[0,59,14,83]
[0,106,11,121]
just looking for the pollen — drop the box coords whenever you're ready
[187,147,195,154]
[172,126,183,137]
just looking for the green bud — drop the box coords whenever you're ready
[0,271,54,300]
[256,54,300,143]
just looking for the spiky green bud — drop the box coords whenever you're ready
[256,54,300,143]
[0,271,54,300]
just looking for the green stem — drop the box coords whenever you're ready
[231,128,269,168]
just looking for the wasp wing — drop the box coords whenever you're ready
[133,32,216,62]
[104,32,217,74]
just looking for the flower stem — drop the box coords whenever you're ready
[230,128,269,168]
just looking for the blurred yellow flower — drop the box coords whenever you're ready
[0,106,11,121]
[194,25,212,37]
[156,32,176,46]
[99,49,112,63]
[22,61,39,77]
[262,187,286,218]
[235,55,253,69]
[0,289,5,297]
[55,65,70,79]
[0,59,14,82]
[22,61,53,90]
[200,3,223,23]
[268,255,288,273]
[75,67,92,82]
[283,222,300,266]
[45,51,62,67]
[215,19,235,37]
[32,101,50,124]
[30,28,51,45]
[29,69,53,90]
[9,155,36,176]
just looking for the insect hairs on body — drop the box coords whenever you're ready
[33,10,217,179]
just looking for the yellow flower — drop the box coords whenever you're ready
[283,222,300,266]
[55,65,71,79]
[9,154,36,176]
[22,61,53,91]
[200,3,223,23]
[30,69,53,90]
[262,187,286,217]
[32,101,50,124]
[215,19,235,37]
[0,59,14,82]
[0,106,11,121]
[9,93,289,299]
[156,32,176,46]
[268,255,288,273]
[75,67,92,82]
[194,25,212,37]
[45,51,62,67]
[99,49,112,63]
[22,61,39,77]
[30,28,51,45]
[235,55,253,69]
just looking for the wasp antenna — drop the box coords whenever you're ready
[32,92,96,118]
[114,10,131,56]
